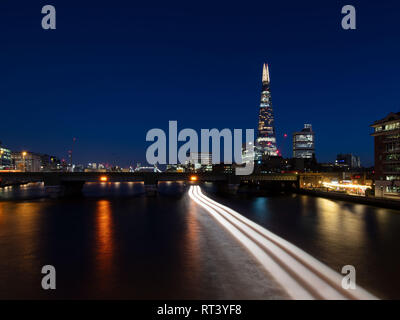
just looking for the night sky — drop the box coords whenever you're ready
[0,0,399,167]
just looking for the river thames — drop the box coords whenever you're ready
[0,182,399,299]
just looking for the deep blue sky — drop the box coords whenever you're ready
[0,0,399,167]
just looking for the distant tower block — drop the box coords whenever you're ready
[293,124,315,159]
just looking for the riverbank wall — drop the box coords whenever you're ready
[299,189,400,210]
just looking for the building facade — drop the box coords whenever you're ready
[335,153,361,169]
[241,141,255,166]
[371,112,400,198]
[40,154,61,171]
[0,145,12,169]
[11,152,41,172]
[187,152,213,172]
[255,63,278,160]
[293,124,315,159]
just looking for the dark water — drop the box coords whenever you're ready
[204,185,400,300]
[1,182,400,299]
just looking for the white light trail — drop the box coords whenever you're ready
[188,185,378,300]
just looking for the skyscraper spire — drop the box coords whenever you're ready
[262,63,270,84]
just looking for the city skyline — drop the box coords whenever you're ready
[2,0,400,304]
[1,1,400,166]
[0,59,385,169]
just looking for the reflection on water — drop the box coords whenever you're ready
[1,183,400,299]
[0,183,46,200]
[94,200,115,293]
[180,196,201,293]
[0,201,47,298]
[209,192,400,299]
[0,183,197,299]
[0,181,187,201]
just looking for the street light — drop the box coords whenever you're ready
[22,151,27,172]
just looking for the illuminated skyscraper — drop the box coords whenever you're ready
[293,124,315,159]
[256,63,278,159]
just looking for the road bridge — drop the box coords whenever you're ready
[0,172,300,198]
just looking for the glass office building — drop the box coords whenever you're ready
[293,124,315,159]
[0,146,12,169]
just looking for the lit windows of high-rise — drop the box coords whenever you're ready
[293,124,315,159]
[0,145,12,169]
[255,63,278,160]
[371,112,400,198]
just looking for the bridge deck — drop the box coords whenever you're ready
[0,172,299,183]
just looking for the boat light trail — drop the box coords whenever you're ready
[188,185,377,300]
